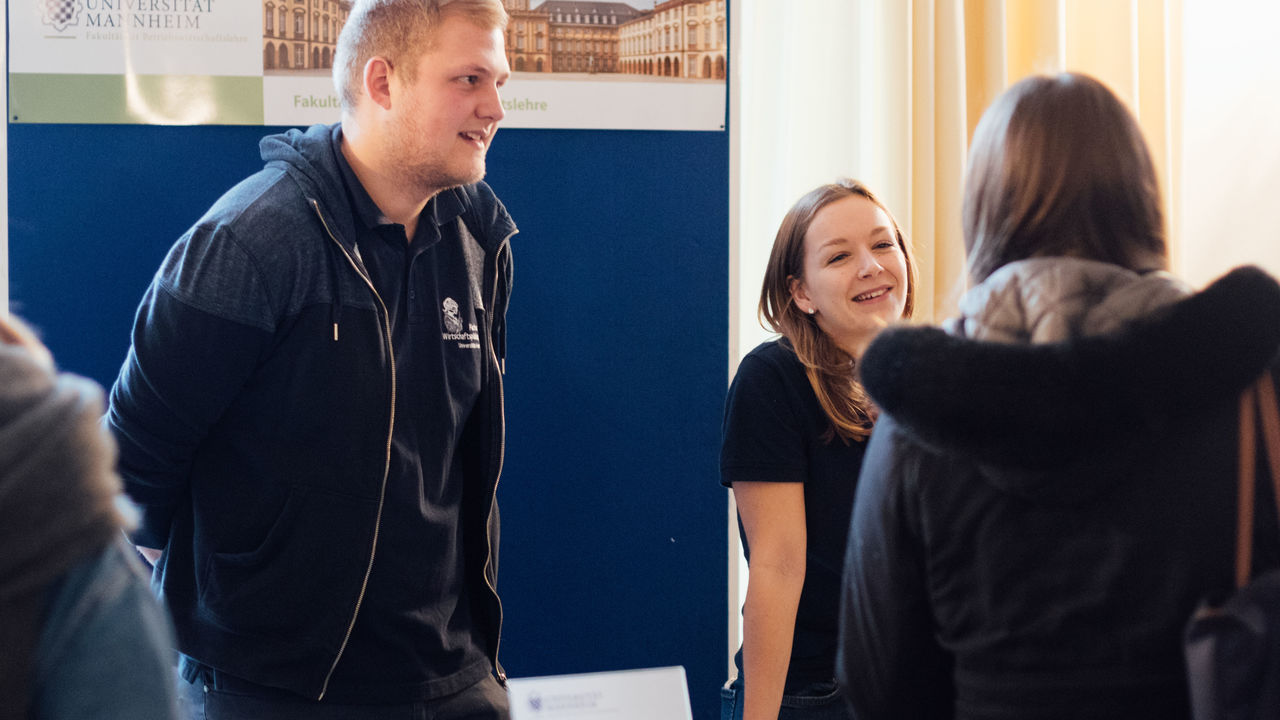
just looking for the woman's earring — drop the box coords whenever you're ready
[807,308,816,315]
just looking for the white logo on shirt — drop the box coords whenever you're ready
[442,297,463,333]
[441,297,481,350]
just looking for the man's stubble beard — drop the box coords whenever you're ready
[388,120,487,200]
[401,152,486,198]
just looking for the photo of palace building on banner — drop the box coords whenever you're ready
[260,0,727,128]
[262,0,726,81]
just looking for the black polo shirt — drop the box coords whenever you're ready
[322,138,490,702]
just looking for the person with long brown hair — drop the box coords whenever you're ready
[720,179,917,720]
[839,72,1280,718]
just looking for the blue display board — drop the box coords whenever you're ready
[7,122,729,718]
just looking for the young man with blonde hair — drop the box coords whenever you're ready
[108,1,517,717]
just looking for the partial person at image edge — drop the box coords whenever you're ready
[0,314,178,720]
[837,71,1280,720]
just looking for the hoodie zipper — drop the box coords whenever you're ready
[482,237,513,684]
[310,199,397,701]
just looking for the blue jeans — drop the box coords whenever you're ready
[720,678,852,720]
[177,668,509,720]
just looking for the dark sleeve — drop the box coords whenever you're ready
[838,414,953,719]
[720,350,808,486]
[106,225,276,549]
[33,539,179,719]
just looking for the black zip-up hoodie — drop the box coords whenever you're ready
[107,123,516,700]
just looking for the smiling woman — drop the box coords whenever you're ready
[760,180,917,444]
[789,193,910,359]
[719,179,915,720]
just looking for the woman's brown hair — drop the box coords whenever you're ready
[963,72,1167,283]
[759,179,917,442]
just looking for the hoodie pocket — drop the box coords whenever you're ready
[199,489,376,638]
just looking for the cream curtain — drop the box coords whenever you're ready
[900,0,1182,321]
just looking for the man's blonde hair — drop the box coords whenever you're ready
[333,0,509,112]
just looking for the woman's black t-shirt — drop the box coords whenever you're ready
[721,339,868,691]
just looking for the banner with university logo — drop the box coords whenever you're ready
[8,0,727,131]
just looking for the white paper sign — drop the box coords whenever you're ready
[508,666,693,720]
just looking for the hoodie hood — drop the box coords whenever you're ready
[860,265,1280,501]
[259,123,360,249]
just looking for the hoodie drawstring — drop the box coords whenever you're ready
[328,239,343,342]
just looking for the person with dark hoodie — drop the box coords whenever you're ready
[0,314,177,720]
[837,71,1280,720]
[105,1,517,717]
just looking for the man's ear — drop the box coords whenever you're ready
[363,56,394,110]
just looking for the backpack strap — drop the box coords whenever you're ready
[1257,372,1280,527]
[1236,372,1280,589]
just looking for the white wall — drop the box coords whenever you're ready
[1179,0,1280,286]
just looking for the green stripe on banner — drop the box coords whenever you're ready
[9,74,264,125]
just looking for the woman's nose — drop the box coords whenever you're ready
[855,249,883,279]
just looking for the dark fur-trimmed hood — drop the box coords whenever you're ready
[860,266,1280,492]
